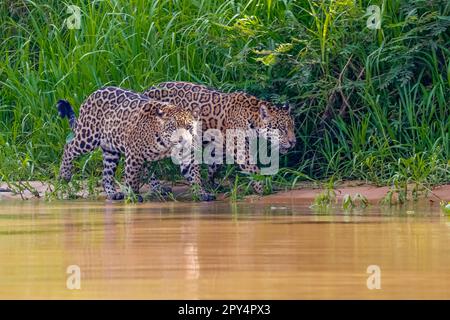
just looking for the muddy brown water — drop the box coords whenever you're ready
[0,199,449,299]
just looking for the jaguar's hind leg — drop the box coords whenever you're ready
[59,138,98,181]
[229,138,263,195]
[237,163,263,194]
[207,163,222,189]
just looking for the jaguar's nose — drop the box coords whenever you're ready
[289,137,297,147]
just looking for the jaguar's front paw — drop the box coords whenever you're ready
[252,181,264,195]
[156,186,172,196]
[110,192,124,201]
[207,180,220,190]
[199,192,216,202]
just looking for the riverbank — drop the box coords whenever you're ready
[1,181,449,204]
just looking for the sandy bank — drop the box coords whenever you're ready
[1,181,449,203]
[264,183,450,204]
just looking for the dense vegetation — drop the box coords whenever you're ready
[1,0,449,196]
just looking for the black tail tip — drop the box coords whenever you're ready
[56,99,74,118]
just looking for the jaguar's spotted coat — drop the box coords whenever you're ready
[57,86,214,201]
[143,81,296,194]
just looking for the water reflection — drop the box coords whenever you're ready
[0,200,449,299]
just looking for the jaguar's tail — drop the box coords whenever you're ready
[57,99,77,130]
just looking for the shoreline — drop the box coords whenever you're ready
[1,181,449,204]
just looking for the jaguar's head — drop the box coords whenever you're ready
[259,103,296,154]
[155,104,196,150]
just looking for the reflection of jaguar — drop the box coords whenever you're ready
[57,86,214,202]
[144,81,296,194]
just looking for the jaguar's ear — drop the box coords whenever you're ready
[155,107,164,117]
[259,104,271,122]
[283,103,291,113]
[155,106,168,119]
[191,109,201,121]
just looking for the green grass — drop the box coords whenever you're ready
[1,0,449,198]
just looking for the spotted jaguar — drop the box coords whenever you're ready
[143,81,296,194]
[57,86,215,201]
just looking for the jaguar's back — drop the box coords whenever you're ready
[75,86,155,153]
[144,81,235,131]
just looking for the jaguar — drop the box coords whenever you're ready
[143,81,296,194]
[57,86,215,201]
